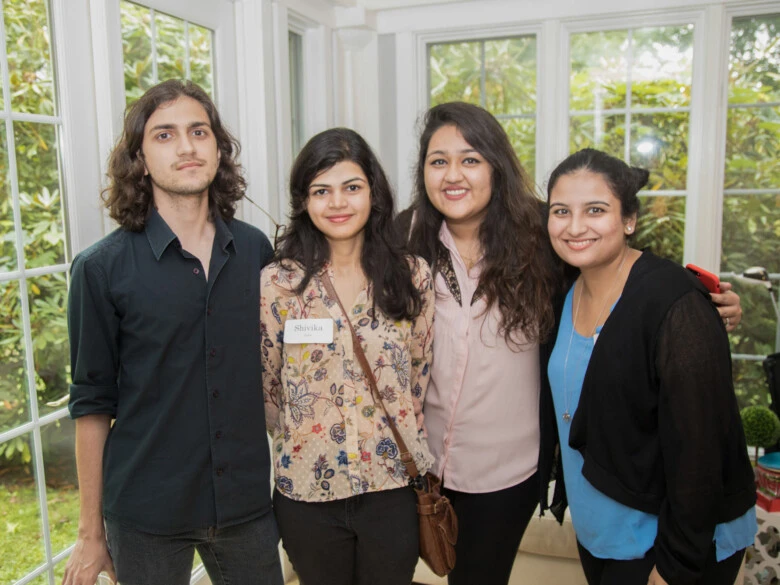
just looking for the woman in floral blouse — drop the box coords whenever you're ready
[260,128,435,585]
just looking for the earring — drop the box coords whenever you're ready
[626,226,633,234]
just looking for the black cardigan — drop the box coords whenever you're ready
[553,251,755,584]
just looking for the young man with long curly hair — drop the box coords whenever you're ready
[63,80,283,585]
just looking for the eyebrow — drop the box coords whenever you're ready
[147,121,211,133]
[426,148,479,157]
[309,176,366,189]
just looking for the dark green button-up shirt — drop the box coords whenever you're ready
[68,209,273,534]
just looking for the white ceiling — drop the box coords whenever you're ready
[323,0,472,10]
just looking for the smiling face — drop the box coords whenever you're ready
[547,170,636,270]
[140,96,219,202]
[305,160,371,245]
[423,124,493,229]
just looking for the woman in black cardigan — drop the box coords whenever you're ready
[544,148,756,585]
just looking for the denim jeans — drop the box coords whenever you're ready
[105,511,283,585]
[273,487,418,585]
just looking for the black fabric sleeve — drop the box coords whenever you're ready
[67,254,120,419]
[654,290,735,584]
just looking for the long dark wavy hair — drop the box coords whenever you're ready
[275,128,422,321]
[102,79,246,231]
[408,102,559,344]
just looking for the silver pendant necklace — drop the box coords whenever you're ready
[561,248,629,423]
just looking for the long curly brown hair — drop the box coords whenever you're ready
[408,102,561,344]
[102,79,246,231]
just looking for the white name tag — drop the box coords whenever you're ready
[283,319,334,344]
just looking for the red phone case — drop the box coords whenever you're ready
[685,263,720,294]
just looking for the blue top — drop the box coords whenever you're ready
[549,285,756,561]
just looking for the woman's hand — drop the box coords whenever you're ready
[711,281,742,332]
[647,565,669,585]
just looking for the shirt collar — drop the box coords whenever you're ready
[145,207,235,261]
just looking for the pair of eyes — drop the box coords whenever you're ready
[550,207,609,216]
[154,129,210,141]
[427,156,482,167]
[309,183,364,197]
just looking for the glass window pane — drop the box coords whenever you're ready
[429,41,482,107]
[733,359,771,411]
[630,113,689,191]
[721,193,780,275]
[2,0,56,115]
[289,31,304,157]
[729,14,780,106]
[724,106,780,190]
[0,279,29,432]
[121,0,153,105]
[634,195,685,263]
[631,25,693,109]
[15,122,66,269]
[728,285,778,357]
[0,432,45,584]
[189,23,214,97]
[570,30,628,111]
[28,272,69,417]
[0,125,16,273]
[569,113,625,159]
[155,11,186,82]
[484,37,536,115]
[42,417,78,554]
[500,118,535,182]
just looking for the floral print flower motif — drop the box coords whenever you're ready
[361,451,372,462]
[313,454,336,491]
[412,382,423,398]
[271,302,283,324]
[313,368,327,381]
[281,454,292,469]
[330,422,346,444]
[349,474,369,495]
[311,349,323,363]
[287,379,317,426]
[337,450,348,466]
[277,476,294,494]
[383,341,410,388]
[312,423,323,434]
[361,405,376,418]
[376,438,399,460]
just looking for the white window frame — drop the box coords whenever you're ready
[271,3,333,228]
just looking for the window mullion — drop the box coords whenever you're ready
[624,28,633,164]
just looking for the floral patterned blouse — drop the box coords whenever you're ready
[260,258,435,502]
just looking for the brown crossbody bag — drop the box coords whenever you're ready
[320,273,457,577]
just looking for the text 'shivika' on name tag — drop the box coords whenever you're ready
[283,319,334,344]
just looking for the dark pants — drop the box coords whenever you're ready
[105,511,283,585]
[577,541,745,585]
[443,472,540,585]
[273,487,418,585]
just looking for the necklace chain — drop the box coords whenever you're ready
[561,248,630,423]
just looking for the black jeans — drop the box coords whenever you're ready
[105,511,283,585]
[273,487,418,585]
[577,541,745,585]
[443,471,540,585]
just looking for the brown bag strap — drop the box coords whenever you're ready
[320,272,421,481]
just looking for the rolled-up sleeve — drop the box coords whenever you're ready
[68,253,120,419]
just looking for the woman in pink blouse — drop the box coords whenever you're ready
[398,102,560,585]
[260,128,435,585]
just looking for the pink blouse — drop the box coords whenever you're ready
[424,222,541,493]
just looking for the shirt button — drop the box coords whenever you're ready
[210,348,217,357]
[216,468,224,477]
[212,389,220,398]
[193,268,200,275]
[215,431,222,439]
